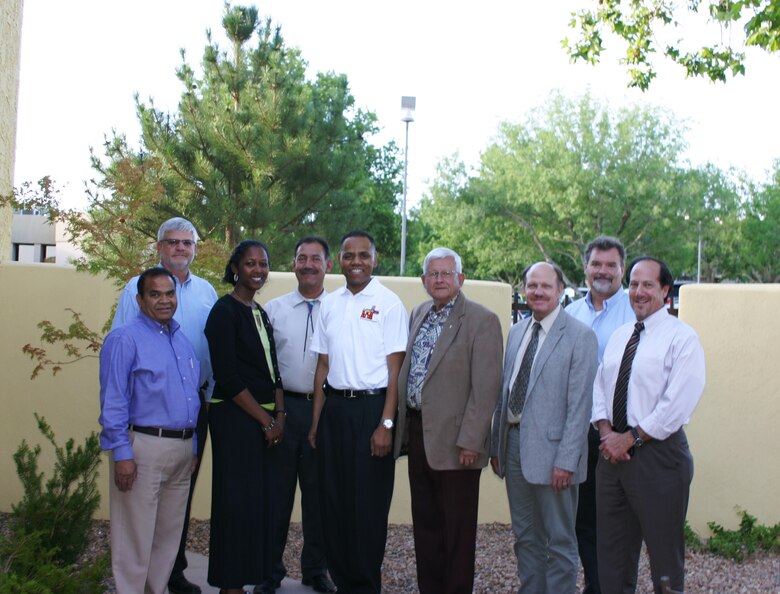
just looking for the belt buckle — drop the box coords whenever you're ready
[345,389,357,399]
[306,393,313,401]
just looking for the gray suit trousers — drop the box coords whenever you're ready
[505,426,579,594]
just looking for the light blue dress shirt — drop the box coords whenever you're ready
[99,313,201,460]
[566,288,635,362]
[112,268,217,399]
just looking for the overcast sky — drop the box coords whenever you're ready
[14,1,780,210]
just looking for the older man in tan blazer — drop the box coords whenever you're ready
[394,247,503,594]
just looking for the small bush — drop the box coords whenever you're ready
[0,414,107,589]
[706,510,780,562]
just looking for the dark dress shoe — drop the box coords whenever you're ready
[168,573,202,594]
[253,578,281,594]
[302,574,337,593]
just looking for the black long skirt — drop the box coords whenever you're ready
[208,399,275,588]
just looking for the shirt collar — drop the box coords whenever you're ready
[294,286,327,305]
[341,276,378,296]
[428,294,457,320]
[638,305,669,331]
[157,263,190,286]
[584,287,626,312]
[533,303,562,334]
[138,311,180,334]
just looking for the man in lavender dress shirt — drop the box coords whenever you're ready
[100,267,201,594]
[112,217,217,594]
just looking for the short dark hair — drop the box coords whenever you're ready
[295,236,330,260]
[627,256,673,290]
[339,230,375,253]
[521,261,565,288]
[584,236,626,266]
[222,240,270,285]
[137,267,176,296]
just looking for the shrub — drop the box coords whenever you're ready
[0,414,107,590]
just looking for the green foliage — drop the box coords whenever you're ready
[4,3,403,376]
[8,414,102,566]
[564,0,780,89]
[92,2,403,263]
[742,159,780,281]
[705,510,780,561]
[684,521,704,550]
[418,92,711,286]
[20,309,102,379]
[0,530,107,594]
[0,415,106,590]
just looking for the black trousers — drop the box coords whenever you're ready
[317,392,394,594]
[407,411,481,594]
[576,426,602,594]
[596,429,693,594]
[170,390,209,581]
[271,393,327,582]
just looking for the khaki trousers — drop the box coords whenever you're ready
[110,431,193,594]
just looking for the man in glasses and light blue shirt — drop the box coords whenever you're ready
[258,237,337,594]
[565,236,635,594]
[112,217,217,594]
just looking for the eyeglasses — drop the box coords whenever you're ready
[424,270,458,279]
[162,239,195,247]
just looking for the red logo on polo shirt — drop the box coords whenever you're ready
[361,306,380,320]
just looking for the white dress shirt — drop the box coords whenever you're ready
[264,288,326,394]
[591,306,706,440]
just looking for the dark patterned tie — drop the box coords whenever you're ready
[508,322,541,416]
[612,322,645,433]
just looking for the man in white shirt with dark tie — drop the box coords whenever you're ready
[592,256,705,594]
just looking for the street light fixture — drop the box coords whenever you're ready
[400,96,415,275]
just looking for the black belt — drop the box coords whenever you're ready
[284,390,314,400]
[328,387,387,398]
[130,425,194,439]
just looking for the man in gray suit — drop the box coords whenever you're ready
[491,262,598,594]
[394,247,503,594]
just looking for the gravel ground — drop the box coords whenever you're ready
[71,519,779,592]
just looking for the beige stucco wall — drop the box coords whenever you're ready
[0,262,512,523]
[679,284,780,533]
[2,264,776,534]
[0,0,24,261]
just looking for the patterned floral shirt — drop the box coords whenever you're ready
[406,297,457,409]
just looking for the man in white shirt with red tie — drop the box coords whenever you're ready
[591,256,705,594]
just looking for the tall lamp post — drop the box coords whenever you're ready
[400,96,415,275]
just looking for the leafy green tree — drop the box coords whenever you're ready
[565,0,780,89]
[98,3,402,265]
[742,160,780,281]
[2,4,402,376]
[672,165,746,282]
[419,92,703,286]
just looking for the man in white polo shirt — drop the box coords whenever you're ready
[308,230,408,594]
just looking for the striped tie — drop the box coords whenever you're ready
[612,322,645,433]
[508,322,541,416]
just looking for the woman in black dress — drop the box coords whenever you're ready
[205,240,285,594]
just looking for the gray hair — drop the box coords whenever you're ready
[423,247,463,274]
[157,217,199,242]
